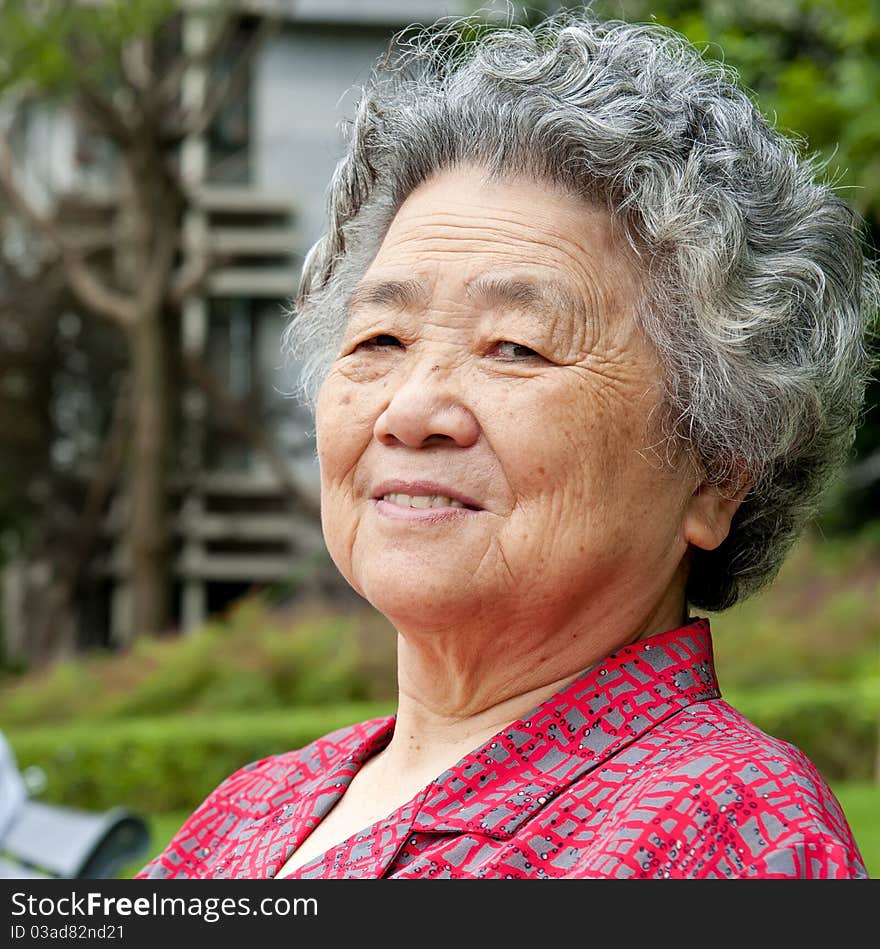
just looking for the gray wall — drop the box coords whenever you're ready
[253,25,399,253]
[252,0,512,247]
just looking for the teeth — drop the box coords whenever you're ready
[383,493,467,509]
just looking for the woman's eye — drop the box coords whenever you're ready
[355,334,403,350]
[491,340,542,360]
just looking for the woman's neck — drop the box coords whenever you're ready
[378,588,689,781]
[389,658,581,774]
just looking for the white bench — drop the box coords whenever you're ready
[0,799,150,879]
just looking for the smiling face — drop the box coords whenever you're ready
[315,164,725,650]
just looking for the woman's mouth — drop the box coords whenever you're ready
[381,492,470,509]
[371,481,482,515]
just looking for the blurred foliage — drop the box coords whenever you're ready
[0,595,398,727]
[831,783,880,877]
[523,0,880,221]
[726,680,879,780]
[709,526,880,686]
[2,595,399,813]
[5,704,394,813]
[0,0,178,95]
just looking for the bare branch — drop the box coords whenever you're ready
[121,36,153,94]
[60,251,136,328]
[117,29,172,135]
[154,7,236,117]
[62,30,137,144]
[0,133,136,328]
[152,55,189,122]
[168,252,214,306]
[79,84,142,146]
[62,227,115,255]
[182,14,280,140]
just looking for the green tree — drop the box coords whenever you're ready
[0,1,291,652]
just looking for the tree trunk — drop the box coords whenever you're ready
[127,305,169,639]
[121,126,179,643]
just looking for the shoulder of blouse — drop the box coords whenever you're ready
[133,714,394,879]
[562,697,867,879]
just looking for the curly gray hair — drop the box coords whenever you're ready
[281,8,879,612]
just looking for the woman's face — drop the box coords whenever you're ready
[315,165,707,637]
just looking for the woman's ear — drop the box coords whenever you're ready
[683,478,751,552]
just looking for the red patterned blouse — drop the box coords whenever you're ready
[136,618,867,879]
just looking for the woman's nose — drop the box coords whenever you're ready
[373,362,480,448]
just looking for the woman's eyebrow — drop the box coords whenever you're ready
[348,278,426,316]
[466,274,587,327]
[348,274,586,325]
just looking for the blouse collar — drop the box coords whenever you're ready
[292,617,718,840]
[251,616,719,878]
[406,616,719,838]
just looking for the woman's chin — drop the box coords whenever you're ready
[358,575,484,630]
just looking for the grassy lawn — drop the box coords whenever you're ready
[832,782,880,878]
[121,782,880,879]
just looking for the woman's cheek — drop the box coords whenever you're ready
[317,378,367,461]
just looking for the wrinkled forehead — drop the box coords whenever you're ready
[357,165,646,324]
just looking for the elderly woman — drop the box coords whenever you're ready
[139,11,876,880]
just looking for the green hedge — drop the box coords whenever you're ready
[6,703,394,813]
[0,608,392,728]
[6,682,878,815]
[725,678,879,782]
